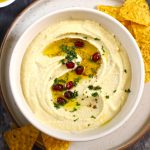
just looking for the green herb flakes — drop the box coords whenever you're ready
[94,37,100,41]
[105,95,109,99]
[125,89,131,93]
[91,115,96,119]
[113,90,117,93]
[73,118,79,122]
[54,103,60,109]
[91,92,99,97]
[70,108,77,112]
[74,77,81,86]
[88,74,94,78]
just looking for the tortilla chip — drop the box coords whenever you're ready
[41,133,70,150]
[131,23,150,44]
[3,125,39,150]
[97,5,122,20]
[133,40,150,82]
[97,5,133,34]
[119,0,150,26]
[145,71,150,82]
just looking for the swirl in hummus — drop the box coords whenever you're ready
[21,20,131,131]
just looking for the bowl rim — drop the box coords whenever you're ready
[9,7,145,141]
[0,0,15,8]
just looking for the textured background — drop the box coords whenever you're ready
[0,0,150,149]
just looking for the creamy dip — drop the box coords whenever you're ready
[21,20,131,131]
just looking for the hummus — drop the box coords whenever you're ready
[21,20,131,131]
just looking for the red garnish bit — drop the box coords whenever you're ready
[92,52,101,62]
[57,97,67,105]
[52,84,64,91]
[74,40,84,48]
[64,91,73,99]
[66,81,74,89]
[66,62,75,69]
[75,66,84,75]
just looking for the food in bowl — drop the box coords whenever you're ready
[21,20,131,131]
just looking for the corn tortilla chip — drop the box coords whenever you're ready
[119,0,150,26]
[3,125,39,150]
[97,5,122,20]
[138,42,150,82]
[97,5,133,34]
[41,133,70,150]
[131,23,150,43]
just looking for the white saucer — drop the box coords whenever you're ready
[0,0,150,149]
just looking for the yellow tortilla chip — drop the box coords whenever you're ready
[131,23,150,44]
[119,0,150,26]
[3,125,39,150]
[97,5,122,20]
[138,42,150,82]
[145,71,150,82]
[97,5,133,34]
[41,133,70,150]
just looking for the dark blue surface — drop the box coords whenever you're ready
[0,0,150,150]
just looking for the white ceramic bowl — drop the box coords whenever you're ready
[9,8,145,141]
[0,0,15,8]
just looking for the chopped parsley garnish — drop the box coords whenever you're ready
[72,90,78,98]
[88,74,94,78]
[76,62,80,66]
[88,85,93,90]
[91,92,99,97]
[94,86,101,90]
[74,77,81,86]
[106,95,109,99]
[113,90,117,93]
[83,36,88,39]
[91,68,97,73]
[54,103,60,109]
[60,44,77,62]
[76,102,80,106]
[60,59,65,64]
[91,115,96,119]
[88,85,101,90]
[94,37,100,41]
[102,46,106,53]
[124,69,127,73]
[125,89,131,93]
[54,78,66,84]
[73,118,79,122]
[70,108,77,112]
